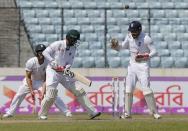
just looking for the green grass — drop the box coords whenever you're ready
[1,114,188,131]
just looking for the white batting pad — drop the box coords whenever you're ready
[69,86,96,115]
[54,96,69,114]
[77,95,96,115]
[38,88,58,116]
[46,88,58,98]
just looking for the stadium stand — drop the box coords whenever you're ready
[161,57,174,68]
[15,0,188,68]
[108,57,121,68]
[94,57,105,68]
[121,57,130,67]
[174,57,187,68]
[150,57,161,68]
[0,0,33,67]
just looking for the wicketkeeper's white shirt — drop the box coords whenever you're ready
[120,32,157,64]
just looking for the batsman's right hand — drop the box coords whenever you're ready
[110,38,119,49]
[50,60,58,68]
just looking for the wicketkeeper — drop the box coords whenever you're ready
[111,21,161,119]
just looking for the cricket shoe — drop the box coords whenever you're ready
[65,111,72,117]
[153,113,161,119]
[38,115,48,120]
[90,112,101,119]
[120,113,132,119]
[2,113,13,118]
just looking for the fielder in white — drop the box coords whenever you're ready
[3,44,72,118]
[111,21,161,119]
[38,29,101,120]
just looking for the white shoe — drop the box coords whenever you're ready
[65,111,72,117]
[120,113,131,119]
[153,113,161,119]
[38,115,48,120]
[2,114,13,118]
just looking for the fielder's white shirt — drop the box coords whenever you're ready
[43,40,76,67]
[120,32,157,64]
[23,57,48,85]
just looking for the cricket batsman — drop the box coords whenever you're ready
[111,21,161,119]
[38,29,101,120]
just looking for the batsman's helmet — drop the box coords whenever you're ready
[66,29,80,46]
[128,21,142,32]
[35,44,46,54]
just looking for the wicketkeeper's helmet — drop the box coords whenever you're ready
[128,21,142,32]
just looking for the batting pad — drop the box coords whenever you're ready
[77,95,96,115]
[69,86,96,115]
[124,93,133,115]
[38,88,58,116]
[144,93,158,114]
[46,88,58,98]
[54,97,69,114]
[73,86,86,97]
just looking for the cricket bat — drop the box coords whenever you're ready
[62,69,92,87]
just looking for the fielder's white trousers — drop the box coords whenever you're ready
[126,62,150,93]
[6,80,68,115]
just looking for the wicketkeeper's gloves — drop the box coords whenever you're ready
[110,38,119,49]
[135,53,149,62]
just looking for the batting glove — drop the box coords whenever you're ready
[65,64,71,70]
[50,60,64,72]
[50,60,58,68]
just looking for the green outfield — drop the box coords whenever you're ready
[0,114,188,131]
